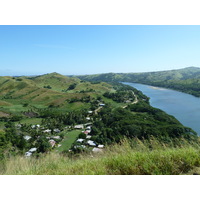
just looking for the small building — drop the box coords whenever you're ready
[53,128,60,133]
[87,140,96,146]
[25,152,32,157]
[31,125,36,129]
[86,126,91,130]
[24,135,31,141]
[29,148,37,153]
[86,135,92,139]
[52,136,61,139]
[84,130,89,134]
[16,124,22,128]
[98,145,104,148]
[99,103,105,106]
[92,147,103,153]
[77,138,85,143]
[49,139,56,147]
[86,117,90,120]
[88,111,93,114]
[43,129,51,133]
[74,124,84,129]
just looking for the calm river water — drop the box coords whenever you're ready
[124,82,200,135]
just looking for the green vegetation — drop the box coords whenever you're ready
[56,130,81,152]
[1,72,199,175]
[77,67,200,97]
[1,138,200,175]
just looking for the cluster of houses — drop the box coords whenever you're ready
[23,124,62,157]
[73,120,104,152]
[23,103,107,157]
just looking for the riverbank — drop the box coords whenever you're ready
[124,82,200,135]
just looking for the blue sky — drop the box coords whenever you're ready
[1,25,200,76]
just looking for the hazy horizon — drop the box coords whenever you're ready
[1,25,200,76]
[1,66,199,77]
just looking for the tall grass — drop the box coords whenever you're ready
[1,138,200,175]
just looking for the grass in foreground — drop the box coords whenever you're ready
[1,138,200,175]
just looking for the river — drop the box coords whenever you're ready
[123,82,200,135]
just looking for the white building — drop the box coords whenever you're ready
[74,124,84,129]
[92,148,103,153]
[25,152,32,157]
[43,129,51,133]
[29,148,37,153]
[77,138,85,143]
[24,135,31,141]
[87,140,96,146]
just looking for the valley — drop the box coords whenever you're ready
[0,72,199,175]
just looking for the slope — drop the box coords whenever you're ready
[77,67,200,97]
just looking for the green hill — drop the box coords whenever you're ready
[0,73,113,115]
[77,67,200,97]
[1,72,199,175]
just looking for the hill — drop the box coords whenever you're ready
[77,67,200,97]
[0,72,199,175]
[0,73,113,115]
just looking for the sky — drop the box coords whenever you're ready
[1,25,200,76]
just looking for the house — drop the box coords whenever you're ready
[92,147,103,153]
[86,126,91,130]
[77,138,85,143]
[87,140,96,146]
[74,124,84,129]
[99,103,105,106]
[43,129,51,133]
[16,124,22,128]
[85,122,92,126]
[98,145,104,148]
[25,152,32,157]
[84,130,89,134]
[31,125,36,129]
[86,135,92,139]
[88,111,93,114]
[29,148,37,153]
[49,139,56,147]
[86,117,90,120]
[24,135,31,141]
[52,136,61,139]
[53,128,60,133]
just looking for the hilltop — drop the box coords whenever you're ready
[77,67,200,97]
[0,72,112,115]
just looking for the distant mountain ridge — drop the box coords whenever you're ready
[77,67,200,97]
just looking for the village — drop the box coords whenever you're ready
[23,104,107,157]
[22,93,137,157]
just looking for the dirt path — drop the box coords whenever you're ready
[122,92,138,109]
[94,106,103,115]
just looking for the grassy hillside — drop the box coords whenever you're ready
[1,138,200,175]
[77,67,200,97]
[0,73,113,115]
[1,72,199,175]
